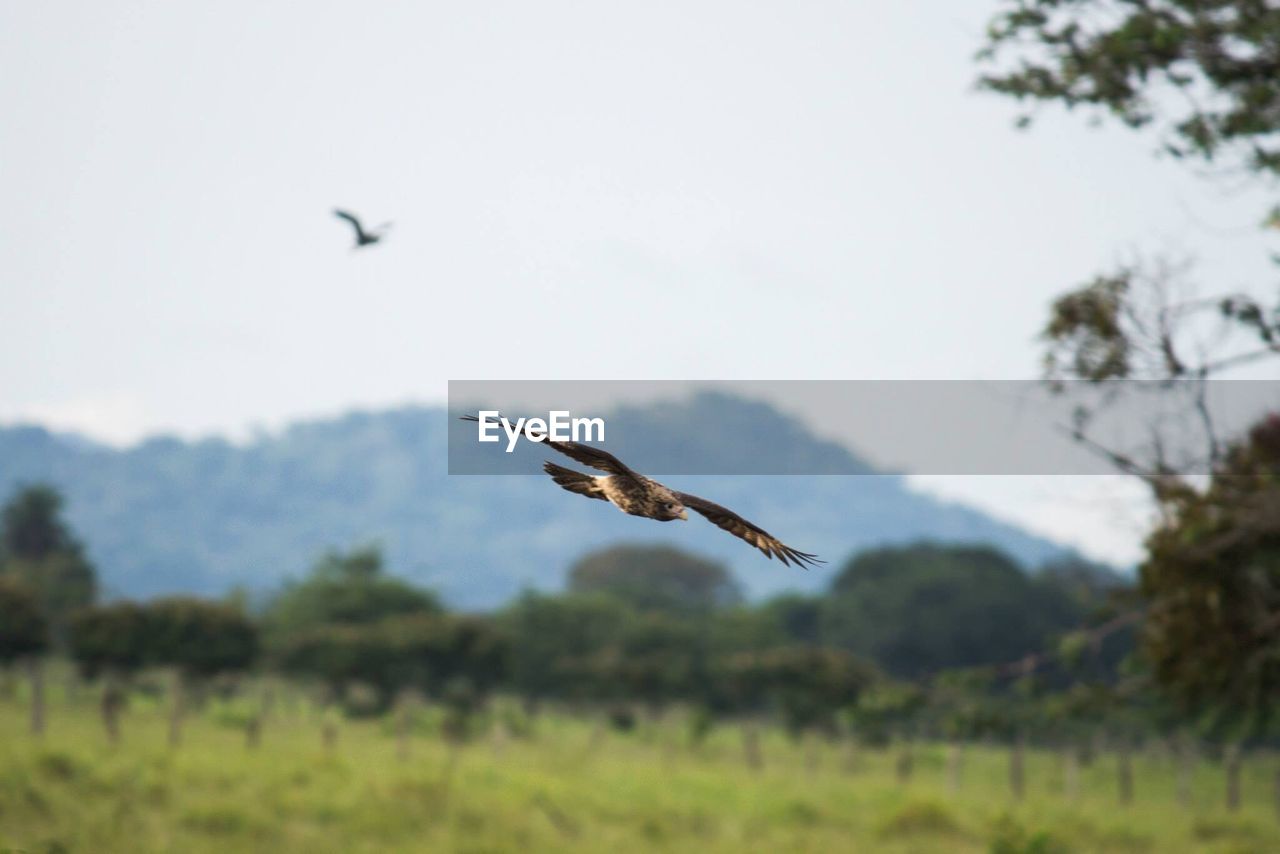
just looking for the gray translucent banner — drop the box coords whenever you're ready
[446,380,1279,475]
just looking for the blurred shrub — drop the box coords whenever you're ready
[879,800,961,839]
[988,814,1068,854]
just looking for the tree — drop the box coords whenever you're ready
[979,1,1280,736]
[821,543,1085,677]
[979,0,1280,484]
[499,592,638,709]
[0,577,47,662]
[1140,414,1280,733]
[416,614,509,699]
[567,544,743,614]
[0,484,96,638]
[2,484,78,559]
[262,544,441,646]
[274,612,508,722]
[720,646,877,739]
[979,0,1280,182]
[846,681,925,751]
[594,613,701,715]
[705,606,789,659]
[67,602,153,742]
[0,577,50,735]
[147,597,258,746]
[274,623,385,711]
[1033,260,1279,495]
[759,593,823,646]
[1037,555,1130,613]
[415,614,509,741]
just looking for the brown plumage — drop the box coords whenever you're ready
[460,415,823,569]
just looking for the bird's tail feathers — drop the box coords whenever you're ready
[543,462,608,501]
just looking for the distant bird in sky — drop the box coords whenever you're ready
[333,209,391,248]
[460,415,824,568]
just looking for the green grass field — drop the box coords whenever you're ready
[2,692,1279,853]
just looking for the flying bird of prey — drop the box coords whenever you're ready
[333,209,391,248]
[460,415,823,568]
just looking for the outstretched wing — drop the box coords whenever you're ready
[673,491,824,569]
[458,414,639,478]
[333,209,368,239]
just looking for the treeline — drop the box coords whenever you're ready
[1,481,1130,744]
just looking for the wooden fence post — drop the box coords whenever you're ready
[947,740,963,794]
[1225,744,1243,812]
[1177,735,1196,807]
[1118,737,1134,806]
[1063,743,1080,801]
[896,737,914,785]
[27,657,45,736]
[742,720,763,771]
[1010,733,1026,801]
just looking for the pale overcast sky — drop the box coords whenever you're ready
[2,2,1276,565]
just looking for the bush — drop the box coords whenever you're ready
[988,814,1068,854]
[879,801,962,838]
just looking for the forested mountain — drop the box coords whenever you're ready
[0,393,1090,607]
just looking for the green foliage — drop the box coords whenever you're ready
[979,0,1280,178]
[3,554,96,637]
[67,602,152,678]
[846,681,925,746]
[68,599,256,681]
[704,605,789,657]
[0,576,48,664]
[499,592,637,703]
[1041,273,1132,384]
[439,677,487,742]
[147,597,258,678]
[274,613,508,712]
[1037,556,1129,612]
[262,544,441,646]
[500,543,1102,727]
[758,593,823,645]
[1,484,79,560]
[1140,414,1280,733]
[719,646,878,736]
[686,704,716,747]
[925,670,1007,741]
[822,543,1085,678]
[266,546,500,715]
[563,612,702,709]
[988,814,1068,854]
[878,800,962,839]
[0,484,96,636]
[419,615,509,697]
[567,543,743,614]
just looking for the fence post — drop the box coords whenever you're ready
[1064,743,1080,801]
[1010,732,1026,801]
[27,657,45,736]
[742,719,763,771]
[896,736,914,785]
[1118,737,1134,806]
[947,740,963,794]
[1177,734,1196,807]
[1225,743,1243,812]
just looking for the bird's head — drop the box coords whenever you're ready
[658,498,688,521]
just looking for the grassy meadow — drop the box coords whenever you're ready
[2,682,1280,853]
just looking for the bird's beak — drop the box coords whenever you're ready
[678,509,688,520]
